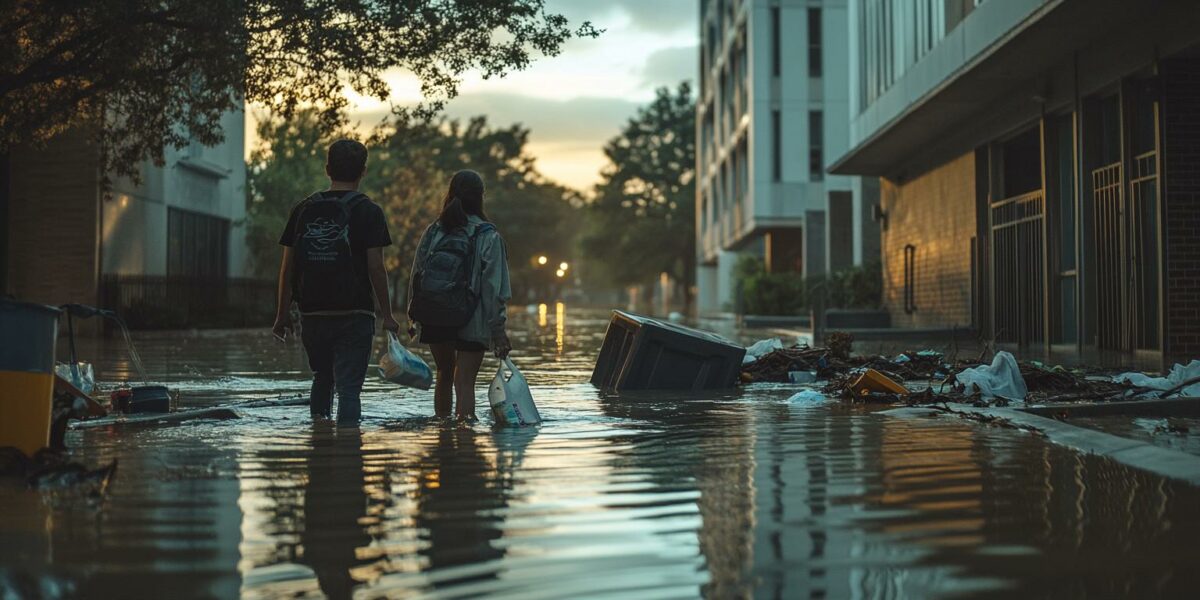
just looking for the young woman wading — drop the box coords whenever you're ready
[408,170,513,420]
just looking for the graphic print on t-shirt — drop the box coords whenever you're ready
[302,217,349,261]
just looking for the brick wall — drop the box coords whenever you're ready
[1162,58,1200,363]
[881,152,976,328]
[6,129,101,307]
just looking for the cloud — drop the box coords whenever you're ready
[334,92,640,189]
[640,45,699,88]
[441,93,639,188]
[441,93,639,145]
[557,0,698,34]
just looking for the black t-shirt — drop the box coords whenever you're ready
[279,191,392,313]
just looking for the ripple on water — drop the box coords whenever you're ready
[5,309,1200,599]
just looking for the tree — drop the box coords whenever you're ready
[581,83,696,307]
[1,1,598,181]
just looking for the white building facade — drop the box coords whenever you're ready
[3,103,252,330]
[104,108,248,280]
[696,0,879,315]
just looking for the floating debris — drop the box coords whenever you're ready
[0,446,117,497]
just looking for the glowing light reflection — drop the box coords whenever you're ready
[555,302,565,354]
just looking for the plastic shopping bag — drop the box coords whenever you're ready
[379,332,433,390]
[488,358,541,426]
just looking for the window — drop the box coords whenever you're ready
[808,8,822,77]
[771,6,781,77]
[1047,114,1077,344]
[168,208,229,279]
[772,109,781,181]
[1000,127,1040,197]
[809,111,824,181]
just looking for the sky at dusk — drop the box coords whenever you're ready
[247,0,700,192]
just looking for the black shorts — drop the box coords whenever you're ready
[419,326,487,352]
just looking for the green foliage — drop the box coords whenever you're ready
[247,111,579,305]
[1,1,598,182]
[734,254,766,282]
[736,257,804,316]
[245,109,346,277]
[733,255,883,315]
[581,83,695,297]
[817,261,883,310]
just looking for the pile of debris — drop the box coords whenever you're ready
[742,333,954,386]
[740,331,1166,406]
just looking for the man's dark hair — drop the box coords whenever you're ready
[326,139,368,181]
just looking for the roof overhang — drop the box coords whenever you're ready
[829,0,1200,178]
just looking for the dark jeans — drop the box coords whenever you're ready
[301,314,375,424]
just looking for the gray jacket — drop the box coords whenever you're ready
[409,215,511,346]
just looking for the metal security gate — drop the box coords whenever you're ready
[1092,162,1124,349]
[1093,153,1161,351]
[1128,151,1160,350]
[990,190,1045,346]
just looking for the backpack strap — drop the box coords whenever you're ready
[465,222,497,294]
[288,192,324,300]
[334,191,368,226]
[290,192,323,248]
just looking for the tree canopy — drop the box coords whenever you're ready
[580,83,696,300]
[1,0,597,179]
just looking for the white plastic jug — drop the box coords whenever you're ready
[378,332,434,390]
[489,358,541,426]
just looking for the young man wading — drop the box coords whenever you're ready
[272,139,400,425]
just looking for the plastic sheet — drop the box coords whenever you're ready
[1114,360,1200,398]
[955,351,1028,400]
[743,338,784,365]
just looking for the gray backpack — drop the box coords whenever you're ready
[409,222,495,327]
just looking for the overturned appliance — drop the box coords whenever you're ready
[591,311,746,391]
[59,304,171,414]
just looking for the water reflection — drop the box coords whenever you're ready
[414,426,507,586]
[555,302,565,354]
[300,426,372,599]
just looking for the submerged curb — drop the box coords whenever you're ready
[880,403,1200,487]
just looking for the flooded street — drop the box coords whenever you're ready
[4,308,1200,598]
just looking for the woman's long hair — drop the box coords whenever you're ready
[438,170,488,230]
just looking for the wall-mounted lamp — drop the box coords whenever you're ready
[872,202,887,231]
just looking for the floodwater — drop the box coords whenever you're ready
[4,308,1200,599]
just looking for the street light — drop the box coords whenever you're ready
[559,262,569,271]
[537,255,548,266]
[555,269,565,278]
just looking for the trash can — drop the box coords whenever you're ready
[591,311,746,391]
[0,299,61,456]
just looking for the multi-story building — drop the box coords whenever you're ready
[831,0,1200,366]
[2,107,252,329]
[696,0,880,315]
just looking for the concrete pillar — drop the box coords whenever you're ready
[804,210,826,278]
[697,263,719,315]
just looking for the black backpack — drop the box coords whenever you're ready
[290,191,368,310]
[409,222,495,328]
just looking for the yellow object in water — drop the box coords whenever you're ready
[0,370,54,456]
[0,298,61,457]
[850,368,909,397]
